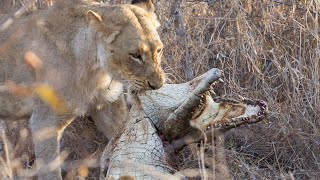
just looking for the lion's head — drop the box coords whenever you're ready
[86,0,165,91]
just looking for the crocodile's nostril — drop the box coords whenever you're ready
[259,100,267,108]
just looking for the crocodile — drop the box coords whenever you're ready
[100,68,267,180]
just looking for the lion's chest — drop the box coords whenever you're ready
[96,74,124,103]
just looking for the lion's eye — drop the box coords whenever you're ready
[130,53,143,63]
[157,48,162,53]
[130,53,141,59]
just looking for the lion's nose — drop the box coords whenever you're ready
[147,81,163,90]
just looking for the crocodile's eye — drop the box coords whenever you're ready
[130,53,143,63]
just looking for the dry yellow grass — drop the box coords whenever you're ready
[158,1,320,179]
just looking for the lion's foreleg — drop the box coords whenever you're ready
[29,105,73,180]
[90,95,127,140]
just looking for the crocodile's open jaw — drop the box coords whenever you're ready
[139,68,267,139]
[190,94,267,131]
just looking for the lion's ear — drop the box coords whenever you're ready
[87,10,105,31]
[131,0,160,29]
[131,0,157,13]
[87,10,120,44]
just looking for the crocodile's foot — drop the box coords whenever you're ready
[190,94,268,132]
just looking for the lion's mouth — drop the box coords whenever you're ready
[190,94,268,131]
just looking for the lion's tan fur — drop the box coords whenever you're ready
[0,0,164,179]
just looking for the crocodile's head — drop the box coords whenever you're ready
[139,68,268,140]
[190,94,268,132]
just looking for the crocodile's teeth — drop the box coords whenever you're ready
[224,99,239,104]
[209,89,216,95]
[218,78,224,83]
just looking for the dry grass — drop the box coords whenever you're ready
[1,0,319,179]
[157,0,320,179]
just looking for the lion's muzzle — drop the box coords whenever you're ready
[148,80,161,90]
[147,68,165,90]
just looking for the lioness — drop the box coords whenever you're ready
[0,0,165,179]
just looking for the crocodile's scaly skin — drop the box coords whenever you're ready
[101,68,267,179]
[101,99,176,179]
